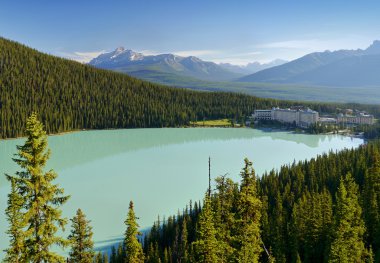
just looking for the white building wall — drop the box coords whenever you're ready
[253,108,319,127]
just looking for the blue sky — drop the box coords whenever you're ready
[1,0,379,65]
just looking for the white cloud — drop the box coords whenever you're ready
[255,37,374,53]
[172,49,219,57]
[56,50,105,63]
[255,39,322,49]
[206,51,266,65]
[138,49,161,56]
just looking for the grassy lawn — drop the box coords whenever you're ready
[190,119,232,127]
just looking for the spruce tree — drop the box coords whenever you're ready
[68,208,95,263]
[362,151,380,260]
[6,112,70,262]
[235,158,263,263]
[214,175,236,262]
[4,178,25,262]
[180,217,189,263]
[124,201,144,263]
[328,173,366,263]
[193,194,219,263]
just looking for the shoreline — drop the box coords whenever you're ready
[0,126,365,141]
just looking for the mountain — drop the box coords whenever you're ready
[89,48,243,81]
[219,59,287,75]
[238,40,380,87]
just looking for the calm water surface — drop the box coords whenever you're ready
[0,128,363,253]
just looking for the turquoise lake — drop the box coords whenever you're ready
[0,128,363,254]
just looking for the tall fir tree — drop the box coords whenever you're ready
[362,150,380,261]
[214,175,236,262]
[124,201,144,263]
[192,194,219,263]
[180,216,189,263]
[235,158,263,263]
[6,112,70,262]
[68,208,95,263]
[328,173,366,263]
[4,178,25,263]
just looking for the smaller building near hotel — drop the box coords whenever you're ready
[337,113,374,125]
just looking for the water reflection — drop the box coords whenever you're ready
[1,128,342,181]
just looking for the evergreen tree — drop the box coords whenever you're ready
[328,173,366,263]
[362,151,380,261]
[235,158,263,263]
[95,252,103,263]
[4,178,25,263]
[7,113,70,262]
[192,194,219,263]
[124,201,144,263]
[68,208,95,263]
[180,217,189,263]
[214,175,236,262]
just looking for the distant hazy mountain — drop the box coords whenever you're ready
[219,59,287,75]
[238,40,380,87]
[89,47,243,81]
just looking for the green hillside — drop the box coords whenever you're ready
[125,70,380,105]
[0,38,271,138]
[1,37,380,139]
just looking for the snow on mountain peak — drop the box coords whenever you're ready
[115,47,125,53]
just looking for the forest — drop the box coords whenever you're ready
[1,37,380,139]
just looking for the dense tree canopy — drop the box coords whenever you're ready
[1,37,380,139]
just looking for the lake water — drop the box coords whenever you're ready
[0,128,363,254]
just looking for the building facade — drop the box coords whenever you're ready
[337,113,374,125]
[253,110,272,120]
[253,107,319,128]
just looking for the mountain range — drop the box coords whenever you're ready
[88,48,286,82]
[89,48,240,81]
[219,59,287,75]
[89,40,380,90]
[238,40,380,87]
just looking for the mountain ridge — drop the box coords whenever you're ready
[89,48,242,81]
[238,40,380,86]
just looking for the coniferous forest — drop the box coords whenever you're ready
[1,37,380,139]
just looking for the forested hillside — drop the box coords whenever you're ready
[1,37,380,139]
[136,141,380,263]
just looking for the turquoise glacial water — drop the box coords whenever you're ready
[0,128,363,254]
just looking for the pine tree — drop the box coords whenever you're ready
[180,217,189,263]
[192,194,219,263]
[362,151,380,260]
[214,175,236,262]
[235,158,263,263]
[103,253,109,263]
[4,178,25,262]
[163,248,169,263]
[124,201,144,263]
[95,252,103,263]
[7,112,70,262]
[68,209,95,263]
[328,173,366,263]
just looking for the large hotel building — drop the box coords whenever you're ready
[253,107,375,127]
[253,107,319,128]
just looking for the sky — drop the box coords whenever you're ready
[1,0,380,65]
